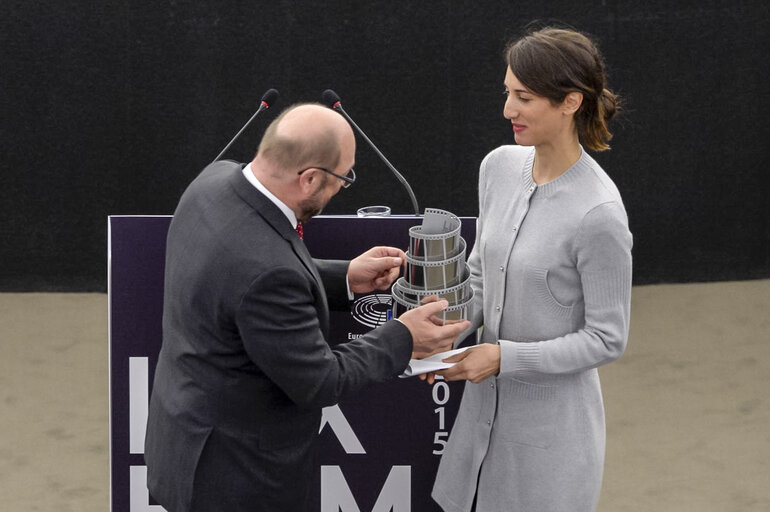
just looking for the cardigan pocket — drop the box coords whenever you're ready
[523,265,574,320]
[499,377,558,449]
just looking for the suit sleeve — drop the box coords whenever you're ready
[313,258,351,311]
[235,264,413,408]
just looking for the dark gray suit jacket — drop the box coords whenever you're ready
[144,161,412,511]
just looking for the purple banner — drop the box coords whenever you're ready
[108,214,476,511]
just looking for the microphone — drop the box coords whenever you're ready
[322,89,420,216]
[212,88,279,163]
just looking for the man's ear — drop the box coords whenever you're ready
[562,91,583,115]
[297,168,319,193]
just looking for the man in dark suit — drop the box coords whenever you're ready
[144,103,468,511]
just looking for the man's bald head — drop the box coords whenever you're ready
[256,103,353,176]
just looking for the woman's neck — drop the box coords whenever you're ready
[532,137,582,185]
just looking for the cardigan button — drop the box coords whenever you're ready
[495,306,501,311]
[499,266,504,272]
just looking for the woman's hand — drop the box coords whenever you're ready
[418,371,438,385]
[436,343,501,383]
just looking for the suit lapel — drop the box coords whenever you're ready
[224,163,324,289]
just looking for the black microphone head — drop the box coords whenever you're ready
[261,88,279,108]
[321,89,342,109]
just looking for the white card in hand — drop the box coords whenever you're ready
[399,346,472,378]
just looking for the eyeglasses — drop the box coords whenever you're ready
[297,166,356,188]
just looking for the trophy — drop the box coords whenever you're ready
[391,208,474,324]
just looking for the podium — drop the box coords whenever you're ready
[108,214,476,511]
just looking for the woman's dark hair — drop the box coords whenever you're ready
[505,27,620,151]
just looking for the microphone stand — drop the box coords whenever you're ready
[326,94,420,216]
[212,88,279,163]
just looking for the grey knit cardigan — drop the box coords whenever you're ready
[433,145,633,512]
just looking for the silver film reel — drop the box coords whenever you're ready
[392,285,474,323]
[408,209,462,261]
[392,209,473,324]
[404,238,467,289]
[408,226,462,262]
[392,265,471,304]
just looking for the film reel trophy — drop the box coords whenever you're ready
[391,208,474,324]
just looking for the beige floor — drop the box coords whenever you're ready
[0,280,768,511]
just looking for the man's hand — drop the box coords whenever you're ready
[398,300,471,357]
[436,343,500,383]
[348,246,406,294]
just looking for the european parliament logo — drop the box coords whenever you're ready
[351,293,393,329]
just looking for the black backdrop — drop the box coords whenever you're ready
[1,1,768,291]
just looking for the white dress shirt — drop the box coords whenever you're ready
[242,163,298,229]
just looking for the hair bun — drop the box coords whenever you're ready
[600,88,620,123]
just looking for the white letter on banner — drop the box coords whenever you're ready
[130,465,166,512]
[319,405,365,454]
[321,465,411,512]
[129,357,149,454]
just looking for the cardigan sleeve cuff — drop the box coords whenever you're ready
[498,340,540,376]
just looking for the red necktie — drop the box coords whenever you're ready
[295,221,303,240]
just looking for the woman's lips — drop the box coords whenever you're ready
[512,123,526,133]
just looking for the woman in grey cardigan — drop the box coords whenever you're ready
[430,27,633,511]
